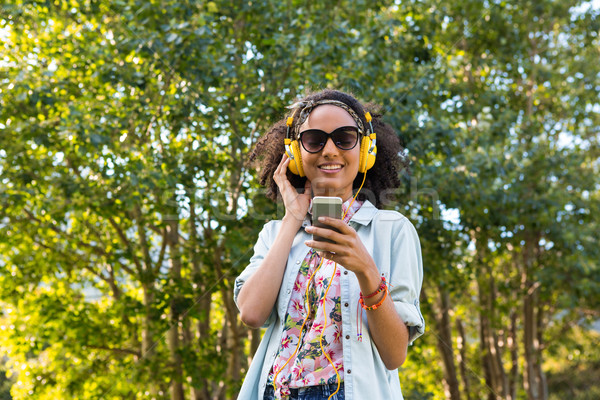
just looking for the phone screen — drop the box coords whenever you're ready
[311,196,342,246]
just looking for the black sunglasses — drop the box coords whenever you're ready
[298,126,360,153]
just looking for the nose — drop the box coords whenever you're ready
[320,137,339,156]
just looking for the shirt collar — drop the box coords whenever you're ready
[349,200,378,226]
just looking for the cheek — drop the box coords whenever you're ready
[299,152,320,177]
[299,151,314,166]
[347,149,361,170]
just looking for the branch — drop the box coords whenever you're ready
[32,239,122,299]
[188,196,201,275]
[24,209,110,259]
[155,226,168,274]
[25,209,141,279]
[107,216,144,276]
[134,203,154,273]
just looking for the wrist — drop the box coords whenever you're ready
[281,213,304,229]
[355,266,382,298]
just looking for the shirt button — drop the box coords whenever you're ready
[287,289,291,294]
[344,302,349,307]
[347,369,351,374]
[345,335,350,340]
[343,270,348,275]
[296,260,300,264]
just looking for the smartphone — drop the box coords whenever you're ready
[311,196,342,249]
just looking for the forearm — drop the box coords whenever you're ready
[356,268,409,369]
[302,216,412,367]
[237,217,301,328]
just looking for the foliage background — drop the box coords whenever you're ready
[0,0,599,399]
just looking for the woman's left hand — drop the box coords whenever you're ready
[304,217,377,276]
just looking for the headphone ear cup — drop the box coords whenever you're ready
[287,140,305,177]
[359,136,377,173]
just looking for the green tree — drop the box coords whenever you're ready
[1,1,598,399]
[398,1,600,399]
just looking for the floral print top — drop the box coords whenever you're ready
[267,199,363,399]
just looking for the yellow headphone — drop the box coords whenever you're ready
[284,115,305,176]
[284,100,377,177]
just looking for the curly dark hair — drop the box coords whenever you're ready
[248,89,409,209]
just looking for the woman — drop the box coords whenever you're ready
[234,89,424,400]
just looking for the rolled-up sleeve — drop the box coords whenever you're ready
[389,218,425,344]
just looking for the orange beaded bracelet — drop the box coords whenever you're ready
[359,285,388,311]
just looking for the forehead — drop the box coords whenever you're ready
[300,104,357,131]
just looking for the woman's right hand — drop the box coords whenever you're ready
[273,154,311,224]
[238,154,310,328]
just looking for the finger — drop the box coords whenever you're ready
[319,247,351,265]
[304,239,346,255]
[316,216,354,234]
[321,251,337,261]
[274,156,291,187]
[279,153,289,168]
[305,239,335,253]
[274,154,289,176]
[306,226,351,247]
[305,225,336,240]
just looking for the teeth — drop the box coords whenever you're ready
[320,165,342,170]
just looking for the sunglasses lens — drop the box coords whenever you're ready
[332,128,358,150]
[300,127,359,153]
[301,131,327,152]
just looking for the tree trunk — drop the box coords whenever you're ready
[182,319,206,400]
[190,198,212,400]
[212,238,245,398]
[141,287,154,356]
[423,287,461,400]
[479,309,507,400]
[437,290,461,400]
[221,284,243,398]
[250,327,262,361]
[523,285,548,400]
[523,286,538,400]
[508,311,519,400]
[227,312,243,400]
[167,220,185,400]
[167,317,185,400]
[456,318,472,400]
[142,284,158,396]
[476,244,508,400]
[522,238,548,400]
[536,306,548,400]
[197,293,213,400]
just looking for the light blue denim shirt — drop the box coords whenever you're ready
[234,201,425,400]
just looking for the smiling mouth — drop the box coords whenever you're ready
[319,165,343,171]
